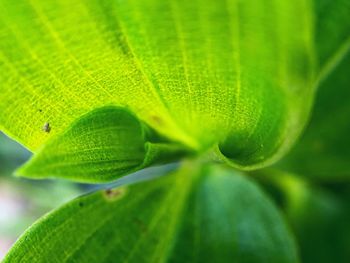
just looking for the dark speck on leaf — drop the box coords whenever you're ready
[42,122,51,133]
[38,109,42,112]
[78,202,84,207]
[104,188,126,201]
[105,189,120,197]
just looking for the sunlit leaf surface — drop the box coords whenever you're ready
[17,106,192,182]
[0,0,325,178]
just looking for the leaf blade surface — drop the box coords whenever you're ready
[4,164,299,263]
[0,0,320,171]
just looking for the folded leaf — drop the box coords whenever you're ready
[17,106,192,182]
[4,164,298,263]
[276,52,350,179]
[1,0,322,172]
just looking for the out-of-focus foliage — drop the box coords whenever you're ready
[4,164,298,263]
[277,52,350,179]
[0,133,82,259]
[0,133,31,175]
[252,170,350,263]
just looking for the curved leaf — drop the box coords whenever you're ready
[314,0,350,82]
[276,52,350,179]
[4,164,298,263]
[0,0,318,171]
[17,106,192,182]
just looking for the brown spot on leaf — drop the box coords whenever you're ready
[103,188,126,201]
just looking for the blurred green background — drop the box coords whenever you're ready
[0,132,83,259]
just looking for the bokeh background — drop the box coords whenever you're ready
[0,132,83,259]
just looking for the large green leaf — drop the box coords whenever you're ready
[0,0,318,173]
[276,52,350,179]
[4,164,298,262]
[2,0,349,182]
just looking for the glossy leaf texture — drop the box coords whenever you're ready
[4,164,298,263]
[0,0,319,175]
[17,106,192,182]
[276,51,350,180]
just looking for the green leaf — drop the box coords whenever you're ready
[252,169,350,263]
[16,106,192,182]
[287,185,350,263]
[314,0,350,82]
[4,164,298,263]
[276,0,350,180]
[276,51,350,179]
[1,0,320,173]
